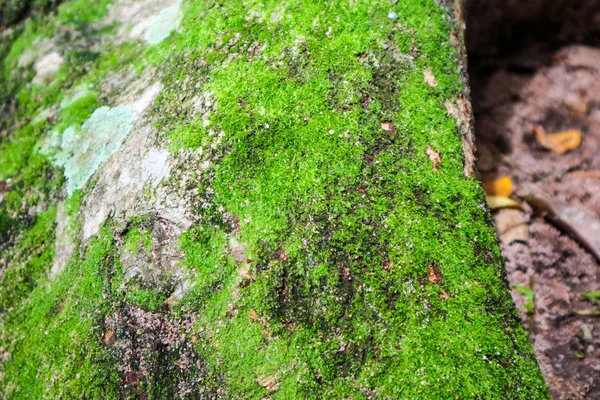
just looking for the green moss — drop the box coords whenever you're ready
[124,227,152,255]
[3,16,55,72]
[0,121,63,218]
[125,286,168,312]
[0,207,56,312]
[55,0,112,27]
[177,226,236,309]
[0,0,62,28]
[54,92,100,132]
[164,0,550,398]
[0,0,550,397]
[0,227,121,399]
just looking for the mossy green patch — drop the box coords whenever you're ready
[0,207,56,312]
[124,227,153,255]
[56,0,112,27]
[125,286,168,312]
[55,92,100,132]
[0,122,63,229]
[0,226,121,399]
[0,0,61,28]
[163,0,550,398]
[0,0,550,397]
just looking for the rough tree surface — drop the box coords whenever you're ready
[0,0,549,398]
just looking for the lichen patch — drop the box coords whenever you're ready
[104,0,182,45]
[53,105,135,194]
[144,0,182,45]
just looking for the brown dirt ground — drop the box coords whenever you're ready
[470,42,600,399]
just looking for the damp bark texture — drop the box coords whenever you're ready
[0,0,550,398]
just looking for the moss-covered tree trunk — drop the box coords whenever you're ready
[0,0,549,398]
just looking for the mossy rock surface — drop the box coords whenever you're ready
[0,0,549,398]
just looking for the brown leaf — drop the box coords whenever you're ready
[428,265,442,284]
[563,93,588,118]
[493,209,529,244]
[525,194,600,262]
[575,309,600,317]
[426,146,441,171]
[533,125,581,154]
[482,176,513,197]
[382,258,392,273]
[566,170,600,179]
[486,196,523,211]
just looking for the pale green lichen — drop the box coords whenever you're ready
[144,0,182,45]
[51,105,135,194]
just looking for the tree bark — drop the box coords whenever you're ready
[0,0,549,398]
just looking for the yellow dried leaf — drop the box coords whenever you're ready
[482,176,513,197]
[493,209,529,244]
[533,125,581,154]
[486,196,523,210]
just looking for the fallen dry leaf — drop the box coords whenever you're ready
[427,265,442,284]
[483,176,513,197]
[249,309,258,322]
[493,208,529,243]
[533,125,581,154]
[426,146,441,171]
[566,170,600,179]
[257,374,280,393]
[563,93,588,118]
[525,194,600,262]
[103,330,115,345]
[575,309,600,317]
[486,196,523,211]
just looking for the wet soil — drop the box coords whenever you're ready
[466,1,600,398]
